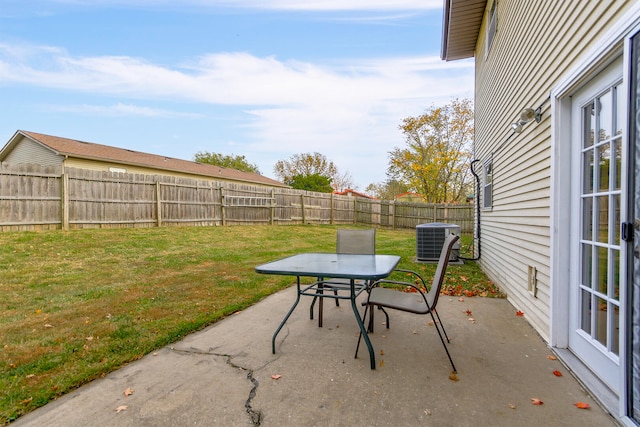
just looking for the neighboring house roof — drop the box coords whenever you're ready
[395,192,423,200]
[333,189,375,199]
[441,0,487,61]
[0,130,288,188]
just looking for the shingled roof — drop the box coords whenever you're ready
[4,130,288,188]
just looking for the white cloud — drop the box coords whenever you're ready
[0,42,473,186]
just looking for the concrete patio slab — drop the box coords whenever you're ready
[14,286,619,426]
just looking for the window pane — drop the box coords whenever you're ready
[613,138,622,190]
[614,84,624,136]
[597,142,610,192]
[580,289,592,334]
[581,243,592,289]
[483,184,492,208]
[583,149,594,193]
[597,195,608,243]
[613,194,620,245]
[597,89,612,142]
[612,303,619,355]
[595,296,607,347]
[612,248,620,301]
[582,197,593,240]
[584,102,595,148]
[597,246,608,294]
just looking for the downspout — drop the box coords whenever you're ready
[459,159,481,261]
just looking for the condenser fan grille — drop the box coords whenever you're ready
[416,223,460,262]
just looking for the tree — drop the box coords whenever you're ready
[289,173,334,193]
[273,152,354,191]
[365,179,409,200]
[194,151,260,174]
[387,98,474,203]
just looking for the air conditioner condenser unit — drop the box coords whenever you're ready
[416,222,462,263]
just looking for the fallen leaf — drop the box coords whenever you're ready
[380,349,384,356]
[448,372,459,382]
[379,359,384,367]
[547,354,557,360]
[123,387,134,397]
[574,402,591,409]
[44,324,53,328]
[19,397,33,405]
[465,309,473,316]
[424,409,432,416]
[508,403,517,409]
[531,398,544,405]
[271,374,282,380]
[516,310,525,317]
[458,297,464,302]
[25,374,35,379]
[553,370,563,377]
[115,405,128,413]
[468,318,476,323]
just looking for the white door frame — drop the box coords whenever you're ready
[550,4,640,424]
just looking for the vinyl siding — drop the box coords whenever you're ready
[473,0,634,340]
[3,136,63,166]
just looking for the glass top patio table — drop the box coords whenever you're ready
[255,252,401,280]
[256,252,401,369]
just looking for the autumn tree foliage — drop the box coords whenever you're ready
[288,173,334,193]
[273,152,354,191]
[194,151,261,174]
[365,179,409,200]
[387,98,474,203]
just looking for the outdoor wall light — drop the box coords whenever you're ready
[510,107,542,133]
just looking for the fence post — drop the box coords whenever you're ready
[330,192,334,225]
[220,187,226,226]
[301,194,306,224]
[61,173,69,230]
[270,189,275,225]
[156,181,162,227]
[390,200,395,229]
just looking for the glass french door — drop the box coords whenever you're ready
[629,30,640,424]
[569,58,624,393]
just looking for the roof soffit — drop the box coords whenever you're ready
[441,0,487,61]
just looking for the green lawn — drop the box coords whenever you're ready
[0,225,501,423]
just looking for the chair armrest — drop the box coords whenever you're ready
[367,280,430,313]
[389,269,428,288]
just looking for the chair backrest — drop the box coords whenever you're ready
[336,229,376,255]
[425,233,460,309]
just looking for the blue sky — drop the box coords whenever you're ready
[0,0,474,189]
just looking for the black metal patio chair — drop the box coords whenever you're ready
[356,233,460,373]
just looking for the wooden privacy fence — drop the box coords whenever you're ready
[0,163,474,232]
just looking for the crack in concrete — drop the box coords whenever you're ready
[169,346,263,426]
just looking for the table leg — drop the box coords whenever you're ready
[350,279,376,369]
[317,281,324,328]
[272,277,301,354]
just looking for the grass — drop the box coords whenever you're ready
[0,225,502,424]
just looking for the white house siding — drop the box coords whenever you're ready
[473,0,634,340]
[4,135,62,167]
